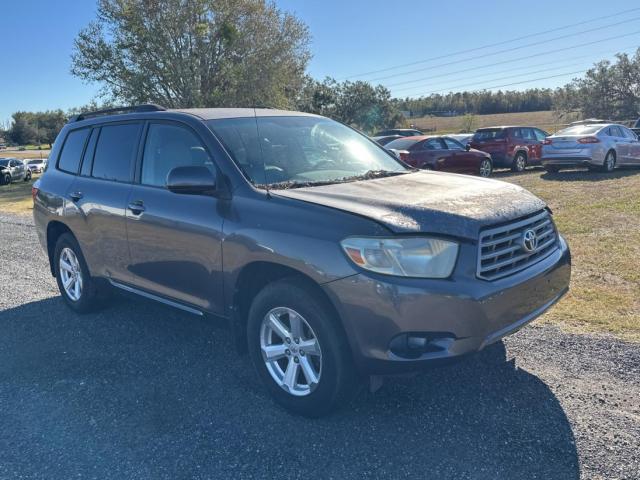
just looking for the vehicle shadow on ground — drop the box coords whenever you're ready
[0,296,579,479]
[539,167,640,182]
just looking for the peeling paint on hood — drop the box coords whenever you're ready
[272,171,547,239]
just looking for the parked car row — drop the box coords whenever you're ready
[373,121,640,175]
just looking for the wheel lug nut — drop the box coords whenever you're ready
[294,338,299,344]
[285,338,291,344]
[285,349,291,355]
[293,357,299,363]
[299,350,305,356]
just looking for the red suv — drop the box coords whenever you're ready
[470,126,549,172]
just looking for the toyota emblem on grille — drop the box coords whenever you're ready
[521,229,538,252]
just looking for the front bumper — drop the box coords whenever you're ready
[323,236,571,375]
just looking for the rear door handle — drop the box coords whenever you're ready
[128,200,145,215]
[69,191,83,202]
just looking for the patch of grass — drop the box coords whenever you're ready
[0,150,50,160]
[0,178,36,214]
[501,167,640,341]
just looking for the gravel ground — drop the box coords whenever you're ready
[0,212,638,480]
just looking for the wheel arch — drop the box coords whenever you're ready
[230,261,347,355]
[46,221,75,277]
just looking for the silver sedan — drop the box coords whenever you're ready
[541,123,640,173]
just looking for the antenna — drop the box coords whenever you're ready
[253,107,271,198]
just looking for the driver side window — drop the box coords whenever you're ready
[141,123,214,187]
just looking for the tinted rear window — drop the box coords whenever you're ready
[58,129,90,174]
[554,125,602,136]
[472,129,507,141]
[385,138,421,150]
[92,123,141,182]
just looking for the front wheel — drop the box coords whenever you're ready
[2,173,11,185]
[511,152,527,172]
[247,279,358,417]
[24,170,31,182]
[478,158,493,177]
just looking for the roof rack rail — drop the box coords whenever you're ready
[70,104,166,122]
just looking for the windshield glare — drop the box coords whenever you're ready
[207,116,408,187]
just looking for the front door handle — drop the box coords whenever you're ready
[128,200,145,215]
[69,191,83,202]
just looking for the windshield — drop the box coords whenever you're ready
[554,125,603,136]
[207,116,408,188]
[28,160,43,165]
[472,129,507,141]
[385,138,421,150]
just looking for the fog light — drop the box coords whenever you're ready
[389,333,453,359]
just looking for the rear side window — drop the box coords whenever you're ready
[472,129,506,141]
[385,138,421,150]
[92,123,142,182]
[57,129,90,174]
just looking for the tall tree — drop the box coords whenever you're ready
[71,0,311,109]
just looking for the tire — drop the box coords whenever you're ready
[511,152,527,172]
[478,158,493,177]
[53,233,106,313]
[2,173,11,185]
[601,150,616,173]
[247,278,358,417]
[24,170,31,182]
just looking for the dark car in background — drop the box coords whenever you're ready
[470,126,549,172]
[33,105,570,417]
[386,135,493,177]
[373,128,423,137]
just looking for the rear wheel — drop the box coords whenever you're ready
[54,233,107,313]
[601,150,616,173]
[247,279,358,417]
[2,173,11,185]
[478,158,492,177]
[512,152,527,172]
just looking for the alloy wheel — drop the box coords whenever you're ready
[260,307,322,397]
[479,159,492,177]
[605,152,615,172]
[514,154,526,172]
[59,247,83,301]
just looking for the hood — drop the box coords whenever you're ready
[272,171,546,239]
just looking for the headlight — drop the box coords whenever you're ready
[340,237,459,278]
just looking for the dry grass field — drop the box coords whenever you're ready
[1,166,638,341]
[499,168,640,341]
[0,149,50,160]
[409,110,582,134]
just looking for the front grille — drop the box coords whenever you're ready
[477,210,558,281]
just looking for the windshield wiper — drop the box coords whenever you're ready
[257,170,411,190]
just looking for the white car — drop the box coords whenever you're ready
[541,123,640,173]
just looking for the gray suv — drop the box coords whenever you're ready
[33,105,571,416]
[0,157,31,184]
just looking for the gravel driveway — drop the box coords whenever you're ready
[0,213,638,480]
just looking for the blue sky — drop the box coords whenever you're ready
[1,0,640,123]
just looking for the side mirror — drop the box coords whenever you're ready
[167,166,216,196]
[465,144,471,151]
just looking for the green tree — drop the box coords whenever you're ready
[7,112,38,146]
[71,0,311,109]
[297,77,403,133]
